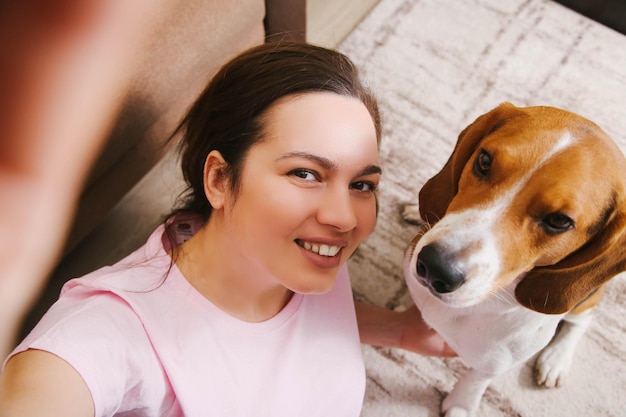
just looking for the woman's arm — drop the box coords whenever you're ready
[355,301,456,357]
[0,350,94,417]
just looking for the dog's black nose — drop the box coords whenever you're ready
[416,244,465,293]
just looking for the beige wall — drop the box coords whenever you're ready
[308,0,380,47]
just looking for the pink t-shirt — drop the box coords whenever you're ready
[7,220,365,417]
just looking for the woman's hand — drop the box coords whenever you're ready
[355,301,456,357]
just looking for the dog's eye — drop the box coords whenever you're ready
[542,213,574,234]
[473,149,492,178]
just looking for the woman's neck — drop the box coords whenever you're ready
[173,221,294,323]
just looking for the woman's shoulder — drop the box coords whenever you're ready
[8,292,171,416]
[13,287,152,361]
[5,224,174,392]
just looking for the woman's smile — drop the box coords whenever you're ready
[295,239,344,269]
[295,239,344,257]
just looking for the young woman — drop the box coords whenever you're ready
[0,42,452,417]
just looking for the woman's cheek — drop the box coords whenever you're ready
[357,198,378,238]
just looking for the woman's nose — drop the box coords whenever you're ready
[316,188,358,231]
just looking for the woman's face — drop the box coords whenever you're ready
[222,92,380,294]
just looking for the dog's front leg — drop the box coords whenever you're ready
[441,368,493,417]
[535,309,592,388]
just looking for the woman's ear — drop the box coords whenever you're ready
[203,150,229,209]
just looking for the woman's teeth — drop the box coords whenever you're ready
[299,241,341,257]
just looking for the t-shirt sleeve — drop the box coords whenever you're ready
[7,291,164,417]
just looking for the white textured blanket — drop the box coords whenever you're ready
[340,0,626,415]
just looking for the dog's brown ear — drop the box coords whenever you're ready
[418,102,520,223]
[516,204,626,315]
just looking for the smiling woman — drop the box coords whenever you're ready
[176,91,380,308]
[0,42,453,417]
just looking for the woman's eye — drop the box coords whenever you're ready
[351,181,378,192]
[290,169,317,181]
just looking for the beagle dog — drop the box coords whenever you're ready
[402,102,626,417]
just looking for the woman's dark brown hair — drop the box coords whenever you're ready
[168,41,381,223]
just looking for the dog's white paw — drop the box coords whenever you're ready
[441,389,474,417]
[535,310,591,388]
[443,406,471,417]
[401,201,424,226]
[440,369,490,417]
[442,395,475,417]
[535,342,572,388]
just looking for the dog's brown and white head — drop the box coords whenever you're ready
[405,102,626,314]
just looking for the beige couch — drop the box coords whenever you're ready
[21,0,306,336]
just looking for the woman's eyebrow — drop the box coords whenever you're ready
[359,164,382,177]
[276,151,336,170]
[277,151,382,176]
